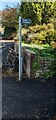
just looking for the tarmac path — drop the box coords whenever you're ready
[2,76,56,119]
[0,40,14,120]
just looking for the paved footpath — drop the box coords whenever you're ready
[2,76,56,119]
[0,40,14,120]
[0,69,2,120]
[0,48,2,119]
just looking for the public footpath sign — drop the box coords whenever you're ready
[22,18,31,24]
[19,16,31,81]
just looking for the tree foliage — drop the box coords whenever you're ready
[2,4,20,38]
[2,2,56,41]
[20,2,42,24]
[22,23,55,45]
[20,2,55,25]
[2,4,20,29]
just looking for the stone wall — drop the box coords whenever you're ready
[23,49,36,78]
[23,49,54,78]
[14,41,54,78]
[35,57,54,78]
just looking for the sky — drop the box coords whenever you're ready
[0,0,21,10]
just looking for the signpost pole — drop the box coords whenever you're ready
[19,16,22,81]
[18,17,31,81]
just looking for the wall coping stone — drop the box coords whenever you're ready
[24,49,36,55]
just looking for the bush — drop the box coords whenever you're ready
[22,23,55,45]
[4,26,17,39]
[32,47,56,78]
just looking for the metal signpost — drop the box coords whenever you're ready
[19,16,31,81]
[19,16,22,81]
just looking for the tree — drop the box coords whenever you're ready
[2,7,18,28]
[20,2,43,25]
[20,2,55,25]
[53,1,56,29]
[2,4,20,38]
[41,2,54,24]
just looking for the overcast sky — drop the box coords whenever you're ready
[0,0,21,10]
